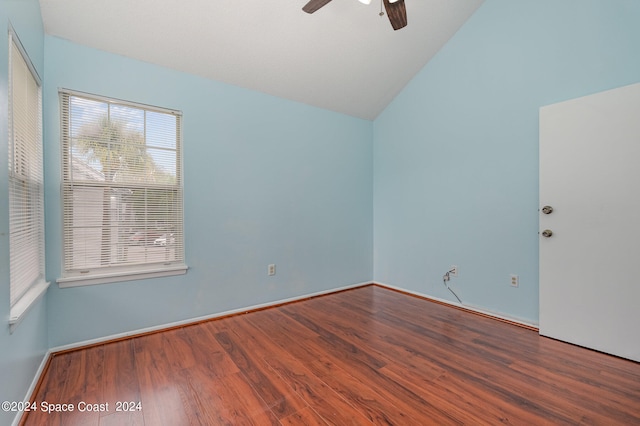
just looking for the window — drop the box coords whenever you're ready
[58,90,186,287]
[8,29,48,329]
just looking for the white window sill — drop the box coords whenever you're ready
[10,280,50,333]
[57,264,188,288]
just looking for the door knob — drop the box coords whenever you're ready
[541,229,553,238]
[541,205,554,214]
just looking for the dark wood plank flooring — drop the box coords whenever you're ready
[22,285,640,425]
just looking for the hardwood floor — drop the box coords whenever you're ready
[22,285,640,425]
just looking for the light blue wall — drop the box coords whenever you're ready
[0,0,48,423]
[5,0,639,413]
[44,36,373,347]
[373,0,640,323]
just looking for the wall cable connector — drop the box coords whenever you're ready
[442,269,462,304]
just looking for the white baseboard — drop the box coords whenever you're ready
[50,280,372,353]
[12,349,52,426]
[49,280,538,353]
[373,281,539,329]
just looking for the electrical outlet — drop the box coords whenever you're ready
[268,264,276,276]
[450,265,458,277]
[510,274,519,287]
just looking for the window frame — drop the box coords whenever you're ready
[57,89,187,288]
[7,27,49,331]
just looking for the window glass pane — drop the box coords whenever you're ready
[61,91,184,279]
[147,148,177,181]
[147,111,177,150]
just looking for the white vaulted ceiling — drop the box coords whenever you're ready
[39,0,483,120]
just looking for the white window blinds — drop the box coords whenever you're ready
[59,91,186,285]
[8,31,48,326]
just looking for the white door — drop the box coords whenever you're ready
[539,82,640,362]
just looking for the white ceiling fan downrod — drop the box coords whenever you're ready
[357,0,401,17]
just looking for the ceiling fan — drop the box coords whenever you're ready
[302,0,408,31]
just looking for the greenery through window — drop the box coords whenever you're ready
[60,91,185,284]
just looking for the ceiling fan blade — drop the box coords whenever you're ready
[303,0,333,14]
[383,0,407,30]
